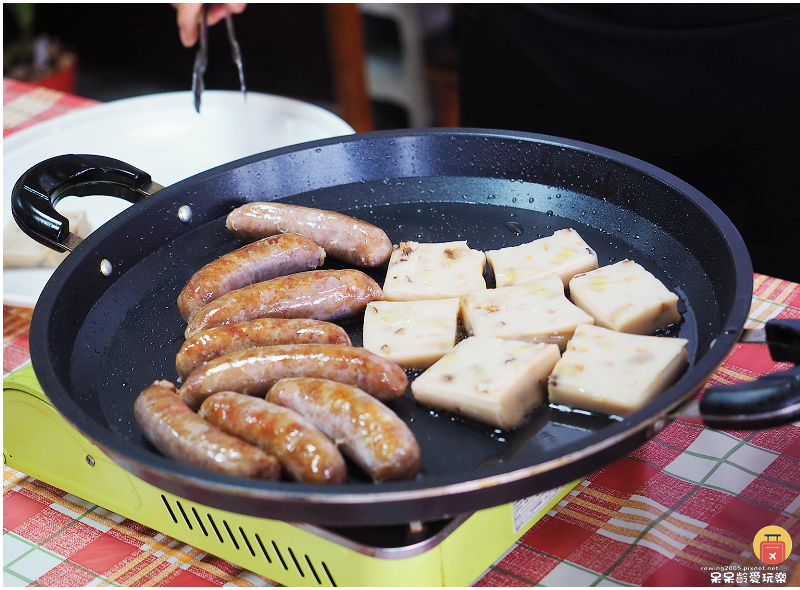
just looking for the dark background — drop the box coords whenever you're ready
[3,3,460,129]
[4,4,337,105]
[6,3,797,280]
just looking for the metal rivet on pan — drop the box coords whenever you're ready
[178,205,193,223]
[100,259,113,276]
[86,455,95,467]
[648,417,668,437]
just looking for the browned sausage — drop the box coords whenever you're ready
[178,344,409,410]
[267,378,421,482]
[133,380,280,480]
[198,391,347,484]
[176,318,351,380]
[177,233,326,321]
[226,202,392,267]
[184,269,383,338]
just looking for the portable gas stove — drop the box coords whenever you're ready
[4,364,578,587]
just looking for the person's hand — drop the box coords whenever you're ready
[172,3,247,47]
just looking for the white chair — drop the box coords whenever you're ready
[359,3,435,128]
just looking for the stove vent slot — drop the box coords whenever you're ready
[160,495,337,586]
[161,495,178,523]
[176,501,194,530]
[254,534,271,563]
[191,507,208,536]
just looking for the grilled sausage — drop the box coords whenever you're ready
[133,381,280,480]
[226,202,392,267]
[267,378,421,482]
[177,233,326,321]
[178,344,409,410]
[176,318,351,380]
[198,391,347,484]
[185,269,383,338]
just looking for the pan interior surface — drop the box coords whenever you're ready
[31,131,749,524]
[86,181,704,478]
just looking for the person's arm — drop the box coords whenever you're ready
[172,3,247,47]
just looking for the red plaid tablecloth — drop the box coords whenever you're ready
[3,78,97,136]
[3,467,273,587]
[4,78,800,586]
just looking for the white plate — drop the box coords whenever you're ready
[3,90,355,307]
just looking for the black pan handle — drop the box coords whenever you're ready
[698,319,800,430]
[11,154,164,253]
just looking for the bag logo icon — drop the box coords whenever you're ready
[753,526,792,565]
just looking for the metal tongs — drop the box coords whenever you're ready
[192,4,246,113]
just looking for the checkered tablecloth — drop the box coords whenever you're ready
[3,468,273,587]
[3,78,96,136]
[4,78,800,587]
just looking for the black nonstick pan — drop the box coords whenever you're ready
[12,129,799,527]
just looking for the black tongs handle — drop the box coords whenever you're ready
[192,4,208,113]
[762,319,800,364]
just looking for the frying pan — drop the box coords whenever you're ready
[11,129,799,527]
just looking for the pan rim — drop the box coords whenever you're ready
[27,127,753,524]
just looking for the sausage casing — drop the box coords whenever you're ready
[133,380,280,480]
[176,318,351,380]
[198,391,347,484]
[267,378,421,482]
[178,344,409,410]
[177,233,326,321]
[185,269,383,338]
[226,202,393,267]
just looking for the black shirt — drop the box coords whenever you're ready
[459,4,800,281]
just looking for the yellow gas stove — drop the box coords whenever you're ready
[4,364,577,586]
